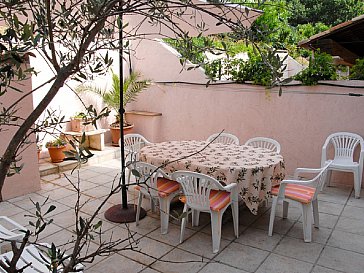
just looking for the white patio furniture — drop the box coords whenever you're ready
[171,171,238,253]
[0,244,84,272]
[321,132,364,198]
[268,163,331,242]
[130,162,180,234]
[121,133,152,184]
[0,216,26,252]
[140,140,285,214]
[206,132,240,145]
[245,137,281,154]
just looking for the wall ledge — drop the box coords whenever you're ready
[126,110,162,116]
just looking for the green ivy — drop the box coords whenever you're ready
[349,59,364,80]
[294,51,337,85]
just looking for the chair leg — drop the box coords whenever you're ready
[231,200,239,238]
[268,197,278,236]
[282,200,289,219]
[192,210,200,226]
[159,196,172,235]
[136,191,143,226]
[312,199,319,229]
[302,203,312,242]
[211,211,223,254]
[353,169,361,199]
[180,204,188,244]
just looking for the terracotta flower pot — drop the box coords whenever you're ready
[47,146,66,163]
[110,124,134,146]
[70,118,94,132]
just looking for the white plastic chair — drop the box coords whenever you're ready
[206,132,240,145]
[121,134,152,184]
[245,137,281,154]
[171,171,238,253]
[0,244,84,272]
[268,163,331,242]
[0,216,26,251]
[321,132,364,198]
[130,162,180,234]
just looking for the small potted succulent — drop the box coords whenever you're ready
[70,111,94,132]
[46,137,67,163]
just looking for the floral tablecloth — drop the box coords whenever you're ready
[140,141,285,214]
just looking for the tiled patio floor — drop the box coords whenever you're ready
[3,159,364,273]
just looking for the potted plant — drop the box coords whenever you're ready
[46,137,67,163]
[77,71,150,146]
[36,143,43,162]
[70,111,94,132]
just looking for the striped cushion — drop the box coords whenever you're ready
[134,178,179,198]
[157,177,180,198]
[179,190,231,211]
[271,184,315,204]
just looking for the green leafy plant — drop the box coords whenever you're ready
[350,58,364,80]
[45,138,67,148]
[77,71,150,127]
[72,111,88,120]
[294,51,337,85]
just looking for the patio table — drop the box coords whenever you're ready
[139,140,285,214]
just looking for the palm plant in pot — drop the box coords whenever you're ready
[77,71,150,146]
[46,137,67,163]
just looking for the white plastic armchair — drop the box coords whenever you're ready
[245,137,281,154]
[130,162,180,234]
[171,171,238,253]
[0,216,26,251]
[206,132,240,145]
[268,163,331,242]
[0,244,84,272]
[321,132,364,198]
[121,134,152,185]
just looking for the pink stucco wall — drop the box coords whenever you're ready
[1,72,41,200]
[127,82,364,186]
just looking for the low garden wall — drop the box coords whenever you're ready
[127,81,364,187]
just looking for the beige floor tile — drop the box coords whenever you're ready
[199,261,249,273]
[151,248,207,273]
[341,205,364,221]
[254,215,296,235]
[85,174,116,185]
[318,201,345,216]
[312,265,344,273]
[235,227,282,251]
[335,216,364,236]
[121,236,174,266]
[287,222,332,244]
[256,253,313,273]
[86,253,146,273]
[8,192,49,211]
[297,213,339,229]
[327,229,364,254]
[177,231,230,259]
[273,237,324,263]
[147,223,196,247]
[127,214,161,235]
[318,246,364,273]
[214,242,269,272]
[347,191,364,208]
[139,267,160,273]
[45,187,77,201]
[0,201,26,217]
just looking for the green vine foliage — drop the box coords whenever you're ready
[294,51,337,85]
[349,59,364,80]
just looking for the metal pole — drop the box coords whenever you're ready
[119,0,128,209]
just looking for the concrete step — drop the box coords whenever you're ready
[39,144,121,176]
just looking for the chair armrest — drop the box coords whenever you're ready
[223,183,237,192]
[293,167,323,179]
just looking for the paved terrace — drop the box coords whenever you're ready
[2,158,364,273]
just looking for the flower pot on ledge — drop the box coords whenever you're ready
[110,124,134,146]
[47,146,66,163]
[70,118,95,132]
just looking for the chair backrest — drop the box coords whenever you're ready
[308,163,332,200]
[123,134,151,160]
[324,132,363,163]
[171,171,225,211]
[245,137,281,153]
[131,161,166,198]
[206,133,240,145]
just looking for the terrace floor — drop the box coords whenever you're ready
[2,158,364,273]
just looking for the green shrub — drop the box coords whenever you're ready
[294,51,337,85]
[350,58,364,80]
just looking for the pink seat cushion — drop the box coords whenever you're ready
[179,190,231,211]
[156,177,180,198]
[271,184,315,204]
